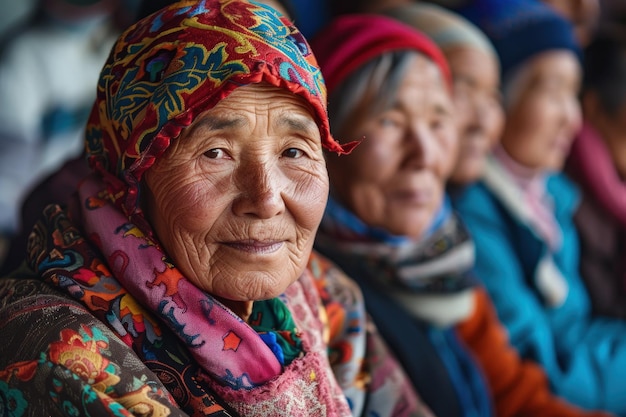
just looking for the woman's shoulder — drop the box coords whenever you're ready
[0,274,183,416]
[546,172,581,213]
[451,181,508,227]
[305,250,363,307]
[0,266,86,313]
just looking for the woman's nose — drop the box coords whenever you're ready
[232,161,285,219]
[404,123,436,169]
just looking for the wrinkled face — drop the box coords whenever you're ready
[501,51,581,172]
[327,54,457,238]
[144,84,329,302]
[448,46,504,184]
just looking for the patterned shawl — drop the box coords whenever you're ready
[84,0,355,227]
[315,197,493,416]
[14,1,362,415]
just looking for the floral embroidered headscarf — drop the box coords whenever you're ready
[24,0,363,411]
[85,0,356,222]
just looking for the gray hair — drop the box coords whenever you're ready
[327,50,419,139]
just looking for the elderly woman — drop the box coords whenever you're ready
[453,0,626,415]
[310,11,610,417]
[0,1,430,416]
[0,0,299,278]
[384,3,504,188]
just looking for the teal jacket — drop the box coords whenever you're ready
[453,157,626,416]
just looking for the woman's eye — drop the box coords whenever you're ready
[380,117,396,127]
[378,114,402,129]
[282,148,305,158]
[204,148,227,159]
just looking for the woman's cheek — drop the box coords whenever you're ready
[289,164,330,229]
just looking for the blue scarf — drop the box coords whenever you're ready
[315,195,492,417]
[321,194,451,246]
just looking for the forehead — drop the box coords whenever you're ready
[395,54,451,101]
[222,84,313,113]
[447,47,499,82]
[182,84,321,135]
[520,50,581,83]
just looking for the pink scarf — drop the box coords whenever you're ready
[493,145,562,250]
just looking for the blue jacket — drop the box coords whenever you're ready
[453,157,626,416]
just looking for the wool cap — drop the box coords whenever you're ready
[384,2,497,62]
[454,0,579,80]
[310,13,452,95]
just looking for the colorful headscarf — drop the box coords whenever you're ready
[310,14,452,95]
[24,1,363,415]
[86,0,357,224]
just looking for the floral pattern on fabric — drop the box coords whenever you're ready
[30,176,288,388]
[0,278,184,417]
[0,1,425,415]
[6,182,355,415]
[308,254,434,417]
[84,0,356,222]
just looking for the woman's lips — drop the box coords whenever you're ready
[461,141,488,159]
[391,188,432,205]
[222,240,284,254]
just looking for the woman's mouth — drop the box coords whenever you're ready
[223,240,284,254]
[392,189,433,205]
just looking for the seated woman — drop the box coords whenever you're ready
[384,2,504,190]
[310,11,609,417]
[0,1,430,415]
[0,0,298,278]
[565,30,626,319]
[452,0,626,414]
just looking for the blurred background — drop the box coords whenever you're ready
[0,0,625,270]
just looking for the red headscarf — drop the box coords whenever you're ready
[310,14,452,95]
[86,0,358,221]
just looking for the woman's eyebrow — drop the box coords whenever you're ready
[186,114,247,137]
[276,113,319,134]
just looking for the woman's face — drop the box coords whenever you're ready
[501,51,581,172]
[144,84,329,303]
[327,54,457,238]
[448,46,504,184]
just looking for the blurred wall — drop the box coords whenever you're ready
[0,0,37,42]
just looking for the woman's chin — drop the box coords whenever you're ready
[385,218,432,239]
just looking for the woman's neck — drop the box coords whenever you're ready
[218,297,254,322]
[493,145,545,191]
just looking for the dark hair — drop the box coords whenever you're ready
[583,28,626,116]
